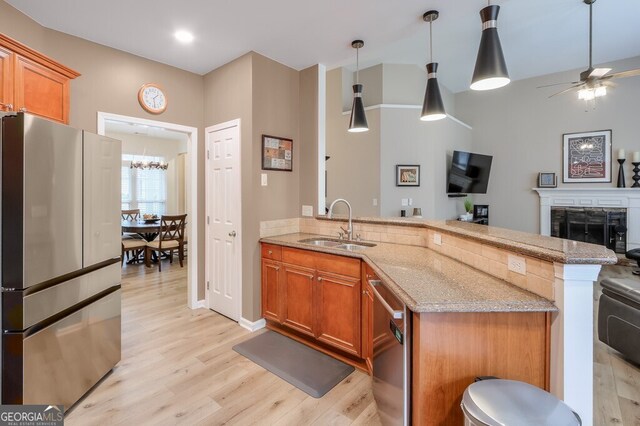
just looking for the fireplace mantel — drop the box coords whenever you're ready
[534,188,640,251]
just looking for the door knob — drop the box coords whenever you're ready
[229,230,237,237]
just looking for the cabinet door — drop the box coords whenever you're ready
[262,259,282,322]
[362,279,374,371]
[281,264,316,337]
[0,46,13,111]
[14,55,70,123]
[315,271,361,356]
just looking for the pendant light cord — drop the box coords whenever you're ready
[588,2,593,68]
[429,19,433,63]
[356,46,360,84]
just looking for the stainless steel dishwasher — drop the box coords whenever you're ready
[370,279,411,426]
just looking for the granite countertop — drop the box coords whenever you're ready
[261,233,558,314]
[316,216,618,265]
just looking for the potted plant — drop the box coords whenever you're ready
[463,198,474,221]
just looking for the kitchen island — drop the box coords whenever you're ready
[259,217,616,425]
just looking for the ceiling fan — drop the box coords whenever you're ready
[540,0,640,100]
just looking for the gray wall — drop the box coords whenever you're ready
[299,66,320,213]
[325,63,471,219]
[455,55,640,233]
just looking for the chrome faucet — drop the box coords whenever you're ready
[328,198,353,240]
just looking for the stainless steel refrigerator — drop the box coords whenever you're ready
[0,112,122,409]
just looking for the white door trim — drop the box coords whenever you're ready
[204,119,242,320]
[97,111,200,309]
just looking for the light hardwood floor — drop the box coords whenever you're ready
[595,265,640,426]
[65,259,640,425]
[65,260,380,425]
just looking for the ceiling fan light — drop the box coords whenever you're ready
[595,86,607,97]
[421,62,446,121]
[578,88,595,101]
[348,84,369,133]
[471,5,510,91]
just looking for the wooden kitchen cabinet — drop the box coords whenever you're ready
[261,259,282,323]
[315,271,361,356]
[0,34,80,123]
[260,243,363,362]
[361,265,376,372]
[281,263,316,338]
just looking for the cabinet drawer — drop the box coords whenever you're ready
[282,247,360,279]
[261,243,282,261]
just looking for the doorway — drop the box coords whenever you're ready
[97,112,200,309]
[205,119,242,321]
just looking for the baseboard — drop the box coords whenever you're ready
[239,317,266,332]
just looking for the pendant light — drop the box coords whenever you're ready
[470,1,510,91]
[348,40,369,133]
[421,10,446,121]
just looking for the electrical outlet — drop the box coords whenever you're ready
[301,205,313,217]
[508,254,527,275]
[373,198,378,206]
[433,233,442,246]
[261,173,267,186]
[401,198,409,206]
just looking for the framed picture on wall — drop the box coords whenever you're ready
[538,172,557,188]
[262,135,293,171]
[562,130,612,183]
[396,165,420,186]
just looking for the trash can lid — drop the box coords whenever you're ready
[461,379,581,426]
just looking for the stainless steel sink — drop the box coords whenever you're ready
[335,243,374,251]
[298,238,376,250]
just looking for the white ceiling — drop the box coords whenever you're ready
[7,0,640,92]
[105,120,188,142]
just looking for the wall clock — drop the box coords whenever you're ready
[138,83,167,114]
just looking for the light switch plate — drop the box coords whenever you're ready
[508,254,527,275]
[261,173,267,186]
[301,205,313,217]
[373,198,378,206]
[401,198,408,207]
[408,198,413,206]
[433,233,442,246]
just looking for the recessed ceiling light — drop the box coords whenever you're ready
[174,30,194,43]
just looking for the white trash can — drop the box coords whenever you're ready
[461,379,581,426]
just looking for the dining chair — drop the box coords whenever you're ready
[145,214,187,271]
[122,239,147,266]
[122,209,143,240]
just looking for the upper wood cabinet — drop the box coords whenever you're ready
[0,33,80,124]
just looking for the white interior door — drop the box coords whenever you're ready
[205,121,241,321]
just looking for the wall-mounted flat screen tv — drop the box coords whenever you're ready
[446,150,493,194]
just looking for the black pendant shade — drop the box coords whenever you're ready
[348,83,369,132]
[421,63,446,121]
[471,5,510,91]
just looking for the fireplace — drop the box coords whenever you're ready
[551,207,627,253]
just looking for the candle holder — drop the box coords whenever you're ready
[633,162,640,188]
[617,158,626,188]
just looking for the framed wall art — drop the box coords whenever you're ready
[262,135,293,171]
[538,172,557,188]
[396,165,420,186]
[562,130,611,183]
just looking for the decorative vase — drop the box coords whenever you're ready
[617,158,626,188]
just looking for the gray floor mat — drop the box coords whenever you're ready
[233,330,355,398]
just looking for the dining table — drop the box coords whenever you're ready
[121,219,164,242]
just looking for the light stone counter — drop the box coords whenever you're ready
[316,216,618,265]
[260,232,557,314]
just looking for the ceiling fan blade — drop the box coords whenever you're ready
[548,83,585,98]
[536,81,580,89]
[589,68,611,78]
[606,68,640,79]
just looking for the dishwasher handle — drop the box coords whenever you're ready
[368,280,404,320]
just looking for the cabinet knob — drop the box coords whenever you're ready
[0,102,13,111]
[274,266,280,271]
[19,107,27,113]
[268,250,273,255]
[317,277,323,281]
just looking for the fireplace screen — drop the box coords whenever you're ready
[551,207,627,253]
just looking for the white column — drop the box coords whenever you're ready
[539,193,551,236]
[550,263,602,426]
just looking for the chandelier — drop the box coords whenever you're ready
[130,158,168,170]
